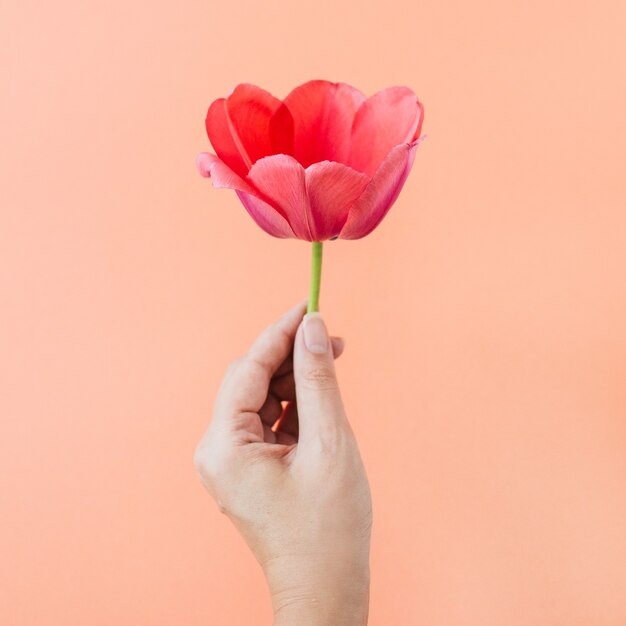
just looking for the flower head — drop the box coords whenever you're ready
[196,79,424,241]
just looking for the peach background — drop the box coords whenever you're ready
[2,0,626,624]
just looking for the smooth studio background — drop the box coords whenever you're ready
[2,0,626,624]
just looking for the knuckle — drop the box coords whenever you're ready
[193,442,206,474]
[313,427,357,460]
[300,364,337,389]
[193,452,201,474]
[194,444,234,517]
[246,353,270,375]
[193,441,222,484]
[320,428,349,455]
[225,356,243,375]
[215,499,229,515]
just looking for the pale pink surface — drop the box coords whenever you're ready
[197,79,424,241]
[3,0,626,625]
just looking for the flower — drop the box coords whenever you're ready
[196,79,424,241]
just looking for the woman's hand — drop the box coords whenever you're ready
[194,300,372,625]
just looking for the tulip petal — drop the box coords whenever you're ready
[196,152,256,193]
[283,79,366,168]
[196,152,295,239]
[235,191,296,239]
[205,83,294,179]
[339,141,419,240]
[305,161,370,240]
[246,154,312,240]
[348,87,424,177]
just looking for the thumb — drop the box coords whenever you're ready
[293,312,349,449]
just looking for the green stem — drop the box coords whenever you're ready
[307,241,323,313]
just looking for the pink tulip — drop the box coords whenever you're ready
[196,79,424,242]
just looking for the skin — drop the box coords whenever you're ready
[194,299,372,625]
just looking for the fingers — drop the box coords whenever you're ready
[259,337,345,426]
[273,335,345,378]
[214,299,307,419]
[210,302,350,460]
[292,312,350,453]
[270,337,345,401]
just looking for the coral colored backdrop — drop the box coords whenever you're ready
[2,0,626,624]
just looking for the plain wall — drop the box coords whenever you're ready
[2,0,626,624]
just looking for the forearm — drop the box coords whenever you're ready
[266,553,370,626]
[272,583,369,626]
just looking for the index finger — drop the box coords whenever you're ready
[214,299,308,418]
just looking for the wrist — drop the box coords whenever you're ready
[265,552,370,626]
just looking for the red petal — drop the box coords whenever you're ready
[411,100,425,142]
[348,87,423,177]
[282,79,366,168]
[339,141,419,240]
[235,191,296,239]
[196,152,255,192]
[305,161,370,240]
[246,154,312,240]
[205,84,294,179]
[196,152,295,239]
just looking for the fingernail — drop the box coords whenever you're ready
[303,312,328,354]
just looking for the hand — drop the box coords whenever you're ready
[194,300,372,625]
